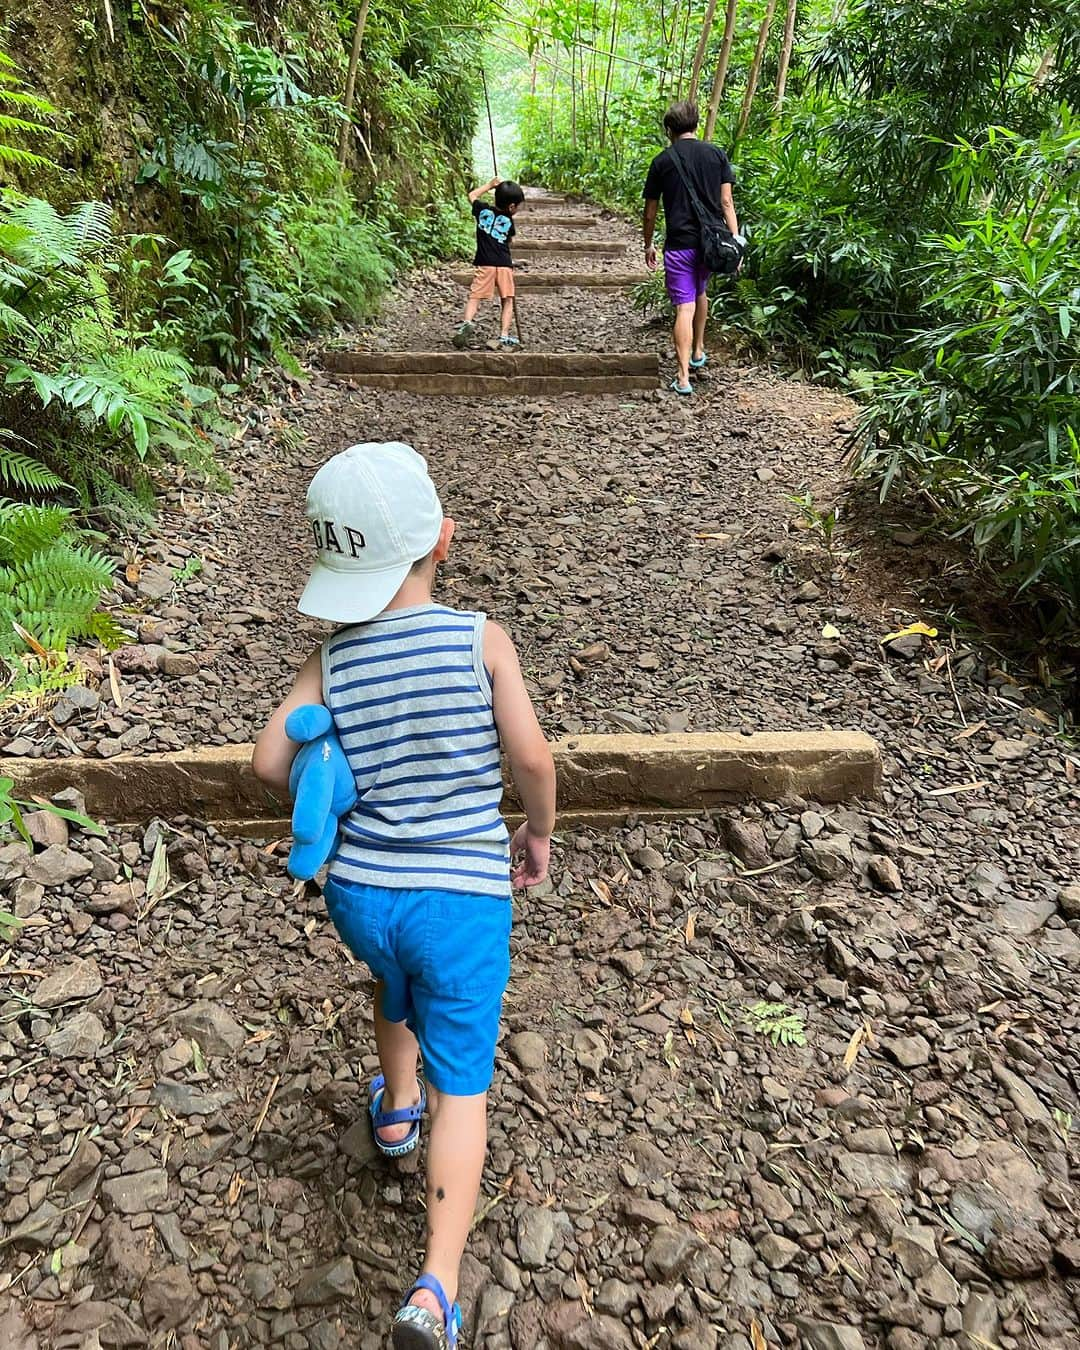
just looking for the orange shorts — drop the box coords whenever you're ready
[469,266,515,301]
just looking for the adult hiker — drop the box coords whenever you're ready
[642,100,743,395]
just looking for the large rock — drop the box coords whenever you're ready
[795,1320,866,1350]
[293,1256,356,1305]
[54,1137,102,1194]
[0,1305,37,1350]
[35,957,102,1009]
[169,1000,245,1056]
[516,1205,557,1269]
[643,1225,702,1280]
[507,1031,548,1072]
[57,1301,147,1348]
[101,1169,168,1215]
[1058,883,1080,919]
[151,1079,235,1116]
[45,1010,105,1059]
[101,1215,152,1295]
[142,1264,198,1328]
[562,1316,636,1350]
[800,835,852,880]
[985,1227,1052,1279]
[26,843,93,887]
[23,810,69,849]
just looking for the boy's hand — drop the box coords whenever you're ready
[645,245,658,270]
[511,824,550,889]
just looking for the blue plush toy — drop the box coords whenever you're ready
[284,704,357,880]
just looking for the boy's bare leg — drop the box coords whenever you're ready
[499,297,514,338]
[407,1088,487,1321]
[462,296,481,324]
[672,301,695,386]
[373,982,422,1145]
[692,294,709,362]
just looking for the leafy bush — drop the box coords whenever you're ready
[853,118,1080,607]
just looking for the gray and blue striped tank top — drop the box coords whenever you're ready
[321,603,511,900]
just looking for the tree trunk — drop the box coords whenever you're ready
[736,0,776,140]
[774,0,797,112]
[676,0,692,96]
[600,0,620,147]
[703,0,738,139]
[688,0,719,104]
[337,0,372,167]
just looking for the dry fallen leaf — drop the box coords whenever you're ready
[684,911,696,944]
[842,1019,875,1073]
[108,654,124,709]
[882,621,939,643]
[588,878,613,906]
[750,1317,768,1350]
[227,1173,245,1206]
[926,780,990,797]
[821,622,841,639]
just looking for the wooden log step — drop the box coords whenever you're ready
[320,350,659,395]
[519,215,599,229]
[450,271,649,290]
[514,239,627,254]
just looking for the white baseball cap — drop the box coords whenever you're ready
[298,442,444,624]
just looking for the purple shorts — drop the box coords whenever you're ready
[664,248,710,306]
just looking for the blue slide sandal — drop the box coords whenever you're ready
[369,1075,427,1159]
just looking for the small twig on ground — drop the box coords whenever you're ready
[249,1074,280,1143]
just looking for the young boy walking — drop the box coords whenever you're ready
[453,176,525,349]
[252,442,556,1350]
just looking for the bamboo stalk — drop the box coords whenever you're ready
[337,0,372,168]
[774,0,798,112]
[704,0,739,139]
[688,0,720,104]
[736,0,777,140]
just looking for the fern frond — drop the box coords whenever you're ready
[0,446,66,492]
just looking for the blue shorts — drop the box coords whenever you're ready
[323,878,511,1096]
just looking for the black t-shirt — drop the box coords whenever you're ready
[643,139,736,251]
[472,198,515,267]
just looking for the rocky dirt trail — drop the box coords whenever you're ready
[1,192,1078,1350]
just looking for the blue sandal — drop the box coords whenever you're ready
[690,351,708,369]
[670,378,693,395]
[392,1273,462,1349]
[369,1075,426,1159]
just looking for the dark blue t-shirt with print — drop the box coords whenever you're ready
[472,198,515,267]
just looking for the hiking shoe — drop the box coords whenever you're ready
[498,334,520,347]
[452,321,474,349]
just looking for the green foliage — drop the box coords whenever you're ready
[512,0,1080,618]
[744,1001,808,1047]
[852,117,1080,606]
[0,499,121,658]
[0,50,65,174]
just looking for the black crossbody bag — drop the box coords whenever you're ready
[668,142,745,276]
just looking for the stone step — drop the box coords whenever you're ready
[5,733,882,830]
[451,271,649,290]
[514,239,627,254]
[320,349,659,395]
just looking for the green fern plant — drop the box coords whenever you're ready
[0,501,121,661]
[0,48,65,174]
[745,1001,808,1047]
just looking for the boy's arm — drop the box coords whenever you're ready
[468,176,501,204]
[251,648,324,797]
[485,621,556,886]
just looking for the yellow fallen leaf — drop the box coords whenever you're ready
[842,1019,875,1072]
[750,1317,768,1350]
[821,623,841,639]
[684,911,696,944]
[882,621,938,643]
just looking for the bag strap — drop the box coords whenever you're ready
[668,140,720,227]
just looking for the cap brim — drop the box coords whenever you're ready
[297,559,412,625]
